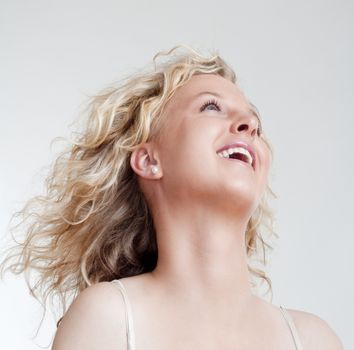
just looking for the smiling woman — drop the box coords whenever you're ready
[0,45,343,350]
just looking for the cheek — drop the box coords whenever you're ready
[259,148,271,188]
[159,123,218,179]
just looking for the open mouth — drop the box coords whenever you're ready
[216,145,255,170]
[229,152,249,163]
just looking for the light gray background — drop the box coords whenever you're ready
[0,0,353,348]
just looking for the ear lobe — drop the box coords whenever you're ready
[130,144,162,179]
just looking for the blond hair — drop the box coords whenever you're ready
[0,45,277,331]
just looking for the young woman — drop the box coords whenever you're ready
[0,45,343,349]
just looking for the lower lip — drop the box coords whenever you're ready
[220,157,255,171]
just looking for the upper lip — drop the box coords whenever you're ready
[216,140,257,170]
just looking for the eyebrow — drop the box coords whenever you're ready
[194,91,262,122]
[194,91,222,99]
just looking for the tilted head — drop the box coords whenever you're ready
[0,45,277,330]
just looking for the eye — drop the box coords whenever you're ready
[250,109,262,137]
[200,99,221,112]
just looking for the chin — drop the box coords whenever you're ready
[216,184,259,214]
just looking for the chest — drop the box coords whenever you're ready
[133,313,298,350]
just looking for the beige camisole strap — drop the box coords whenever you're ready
[111,279,136,350]
[279,305,304,350]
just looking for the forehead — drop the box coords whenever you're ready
[171,73,249,106]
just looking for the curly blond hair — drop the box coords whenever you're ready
[0,45,277,332]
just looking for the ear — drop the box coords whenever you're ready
[130,143,162,179]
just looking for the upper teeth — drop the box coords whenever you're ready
[217,147,253,165]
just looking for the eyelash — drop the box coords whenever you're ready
[200,99,221,112]
[200,98,263,136]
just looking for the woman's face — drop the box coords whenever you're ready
[154,73,271,217]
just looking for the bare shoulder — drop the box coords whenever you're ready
[52,281,127,350]
[285,308,344,350]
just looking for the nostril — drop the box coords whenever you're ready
[238,124,248,132]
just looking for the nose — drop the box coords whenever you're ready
[230,112,259,137]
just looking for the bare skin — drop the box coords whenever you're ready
[52,74,343,349]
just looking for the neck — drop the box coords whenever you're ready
[150,200,254,309]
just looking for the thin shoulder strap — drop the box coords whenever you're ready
[111,279,136,350]
[279,306,304,350]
